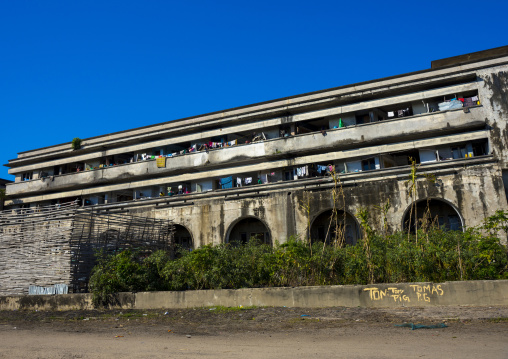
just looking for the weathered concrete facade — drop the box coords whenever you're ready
[4,46,508,249]
[122,159,503,248]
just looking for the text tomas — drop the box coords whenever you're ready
[363,284,444,303]
[409,284,444,302]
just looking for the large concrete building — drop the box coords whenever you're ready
[4,46,508,248]
[0,179,10,211]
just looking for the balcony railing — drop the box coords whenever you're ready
[6,106,485,197]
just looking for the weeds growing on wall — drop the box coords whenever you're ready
[71,137,82,150]
[89,211,508,307]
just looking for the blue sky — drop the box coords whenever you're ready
[1,0,507,180]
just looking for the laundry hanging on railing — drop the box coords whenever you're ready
[316,164,334,174]
[317,165,327,174]
[459,96,480,107]
[398,108,412,117]
[252,132,267,142]
[219,176,233,189]
[156,157,166,168]
[438,99,463,111]
[209,141,224,148]
[388,107,412,118]
[293,165,309,178]
[259,174,269,184]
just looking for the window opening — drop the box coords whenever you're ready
[355,113,370,125]
[472,142,486,157]
[362,158,376,171]
[451,146,467,159]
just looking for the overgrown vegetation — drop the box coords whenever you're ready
[89,211,508,307]
[71,137,82,150]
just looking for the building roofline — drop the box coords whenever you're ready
[13,67,437,156]
[431,45,508,69]
[9,46,508,160]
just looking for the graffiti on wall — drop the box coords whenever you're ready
[363,284,444,303]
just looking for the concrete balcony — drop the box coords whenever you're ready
[6,106,485,197]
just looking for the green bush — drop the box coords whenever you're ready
[89,214,508,307]
[71,137,82,150]
[89,250,144,306]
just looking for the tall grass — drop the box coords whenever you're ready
[89,215,508,306]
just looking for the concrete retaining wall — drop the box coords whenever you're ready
[135,280,508,309]
[1,280,507,311]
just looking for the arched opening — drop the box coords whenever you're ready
[403,199,463,232]
[226,217,271,245]
[173,224,193,251]
[310,210,360,246]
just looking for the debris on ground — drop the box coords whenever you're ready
[395,323,448,330]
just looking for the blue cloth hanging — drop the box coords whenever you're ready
[220,176,233,189]
[317,165,327,174]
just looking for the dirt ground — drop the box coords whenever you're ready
[1,305,507,358]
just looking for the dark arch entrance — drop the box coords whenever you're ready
[403,199,463,231]
[173,224,193,250]
[226,217,271,245]
[310,210,360,245]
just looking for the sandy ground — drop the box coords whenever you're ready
[1,306,507,358]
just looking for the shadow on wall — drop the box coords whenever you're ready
[173,224,193,252]
[310,210,360,246]
[227,217,271,246]
[403,198,463,232]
